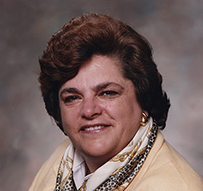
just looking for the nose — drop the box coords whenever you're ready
[80,97,102,119]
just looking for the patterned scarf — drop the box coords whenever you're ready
[54,118,158,191]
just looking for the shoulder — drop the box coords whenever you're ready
[29,139,71,191]
[126,131,203,191]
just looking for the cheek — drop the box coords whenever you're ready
[113,97,135,113]
[116,98,142,122]
[102,100,131,121]
[60,107,78,129]
[102,101,117,114]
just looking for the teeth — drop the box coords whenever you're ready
[84,126,104,131]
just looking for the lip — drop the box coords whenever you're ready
[80,123,110,133]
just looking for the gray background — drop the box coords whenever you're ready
[1,0,203,190]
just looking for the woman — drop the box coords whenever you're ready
[29,13,203,190]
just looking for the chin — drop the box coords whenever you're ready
[81,143,114,159]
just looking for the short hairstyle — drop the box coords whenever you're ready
[39,13,170,132]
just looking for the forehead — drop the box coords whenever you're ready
[81,54,122,72]
[80,55,122,78]
[60,55,129,90]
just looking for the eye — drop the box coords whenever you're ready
[64,95,80,103]
[100,91,118,97]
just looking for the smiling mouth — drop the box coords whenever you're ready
[81,125,106,131]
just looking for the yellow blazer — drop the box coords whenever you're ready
[29,131,203,191]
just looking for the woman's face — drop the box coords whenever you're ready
[59,55,142,167]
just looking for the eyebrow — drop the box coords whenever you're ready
[93,82,124,92]
[60,87,81,98]
[60,82,124,97]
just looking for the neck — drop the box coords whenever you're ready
[84,155,109,174]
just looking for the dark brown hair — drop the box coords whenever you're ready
[39,13,170,131]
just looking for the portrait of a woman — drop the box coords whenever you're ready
[29,13,203,191]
